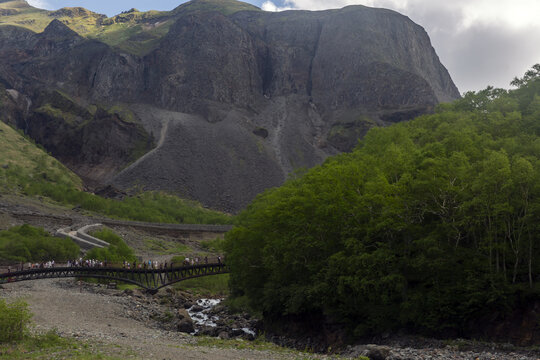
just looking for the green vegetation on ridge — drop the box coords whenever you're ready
[85,228,136,263]
[25,184,232,224]
[0,0,261,56]
[0,121,82,191]
[225,65,540,336]
[0,225,79,263]
[0,116,231,224]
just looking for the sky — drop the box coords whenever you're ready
[26,0,540,94]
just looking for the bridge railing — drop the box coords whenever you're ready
[0,257,226,275]
[0,262,229,292]
[0,261,226,275]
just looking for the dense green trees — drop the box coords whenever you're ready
[0,225,79,263]
[225,66,540,336]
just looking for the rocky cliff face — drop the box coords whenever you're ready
[0,0,460,212]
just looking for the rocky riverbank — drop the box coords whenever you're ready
[2,278,539,360]
[61,280,260,341]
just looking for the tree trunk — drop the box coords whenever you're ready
[528,228,533,288]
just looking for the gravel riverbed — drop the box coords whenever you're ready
[1,278,539,360]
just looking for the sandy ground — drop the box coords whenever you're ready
[0,278,335,360]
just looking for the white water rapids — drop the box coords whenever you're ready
[187,299,256,336]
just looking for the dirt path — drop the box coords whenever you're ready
[114,118,170,179]
[0,279,336,360]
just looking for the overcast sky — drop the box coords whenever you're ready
[26,0,540,94]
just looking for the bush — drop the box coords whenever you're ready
[85,228,136,263]
[200,237,226,252]
[0,299,32,343]
[23,182,232,225]
[0,225,80,263]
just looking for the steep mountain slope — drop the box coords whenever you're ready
[0,0,460,212]
[0,120,82,192]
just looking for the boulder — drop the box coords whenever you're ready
[176,319,194,334]
[190,305,204,313]
[349,344,392,360]
[218,331,230,340]
[177,308,191,321]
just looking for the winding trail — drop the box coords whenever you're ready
[114,118,170,179]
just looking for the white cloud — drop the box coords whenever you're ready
[264,0,540,92]
[26,0,53,10]
[261,1,294,12]
[270,0,540,30]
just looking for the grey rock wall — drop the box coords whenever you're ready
[0,1,460,212]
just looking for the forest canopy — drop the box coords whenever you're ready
[224,65,540,336]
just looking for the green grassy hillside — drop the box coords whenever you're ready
[0,0,261,56]
[0,120,83,193]
[0,120,231,224]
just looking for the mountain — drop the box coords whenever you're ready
[0,118,82,191]
[0,0,460,212]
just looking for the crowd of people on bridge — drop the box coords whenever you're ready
[2,255,225,275]
[67,258,106,268]
[182,256,222,266]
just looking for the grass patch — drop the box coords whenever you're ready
[0,0,260,56]
[200,237,225,253]
[116,283,141,291]
[0,329,128,359]
[0,121,82,192]
[0,121,231,224]
[23,183,232,224]
[144,238,190,255]
[85,228,136,263]
[192,336,354,359]
[173,0,261,16]
[173,273,229,298]
[0,298,127,358]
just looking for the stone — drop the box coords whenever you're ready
[123,289,133,296]
[176,319,194,334]
[190,305,204,313]
[231,328,245,337]
[218,331,230,340]
[184,302,194,309]
[350,344,392,360]
[177,308,190,321]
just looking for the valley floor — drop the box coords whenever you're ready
[1,279,539,360]
[1,196,539,359]
[0,279,338,360]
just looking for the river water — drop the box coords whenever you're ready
[187,298,256,336]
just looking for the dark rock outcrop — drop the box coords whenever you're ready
[0,0,460,212]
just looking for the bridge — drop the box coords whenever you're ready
[0,263,228,294]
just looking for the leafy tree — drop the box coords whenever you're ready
[225,65,540,337]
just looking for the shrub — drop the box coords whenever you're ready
[85,228,136,263]
[0,225,80,263]
[0,299,32,343]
